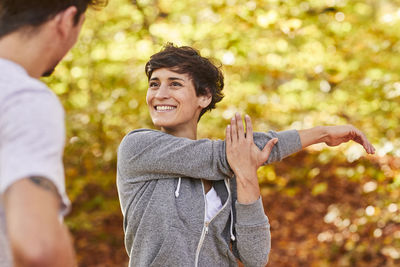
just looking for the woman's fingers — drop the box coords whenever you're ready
[232,113,252,141]
[245,115,253,143]
[359,131,375,154]
[235,113,245,141]
[357,131,372,154]
[352,127,376,154]
[231,116,238,141]
[226,125,232,148]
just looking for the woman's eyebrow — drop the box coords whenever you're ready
[168,77,185,81]
[149,77,185,81]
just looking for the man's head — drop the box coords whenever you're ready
[145,43,225,120]
[0,0,107,77]
[0,0,106,38]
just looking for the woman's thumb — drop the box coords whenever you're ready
[261,138,278,162]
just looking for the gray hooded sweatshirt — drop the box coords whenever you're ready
[117,129,301,267]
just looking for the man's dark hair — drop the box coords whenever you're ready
[145,43,225,120]
[0,0,108,38]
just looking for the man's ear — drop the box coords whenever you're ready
[53,6,79,38]
[199,90,212,109]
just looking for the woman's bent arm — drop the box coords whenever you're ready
[226,114,275,266]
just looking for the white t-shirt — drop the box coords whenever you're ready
[0,58,70,265]
[205,187,223,222]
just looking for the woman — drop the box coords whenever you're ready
[117,44,374,267]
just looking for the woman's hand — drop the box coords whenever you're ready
[226,113,277,204]
[323,125,375,154]
[299,125,375,154]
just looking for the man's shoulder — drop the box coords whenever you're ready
[0,59,54,104]
[0,80,64,138]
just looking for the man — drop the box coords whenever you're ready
[0,1,107,266]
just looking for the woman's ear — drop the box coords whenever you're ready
[198,90,212,109]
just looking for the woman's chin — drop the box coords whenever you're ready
[152,120,175,129]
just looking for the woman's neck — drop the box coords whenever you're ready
[161,124,198,140]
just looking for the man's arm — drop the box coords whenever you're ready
[0,91,75,266]
[4,177,76,267]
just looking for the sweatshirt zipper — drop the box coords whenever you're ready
[194,179,232,267]
[195,182,208,267]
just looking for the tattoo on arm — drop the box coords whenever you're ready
[29,176,58,195]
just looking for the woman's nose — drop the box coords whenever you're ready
[155,84,170,99]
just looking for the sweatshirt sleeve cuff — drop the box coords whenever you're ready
[276,129,302,159]
[235,197,268,225]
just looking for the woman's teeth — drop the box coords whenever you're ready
[156,105,176,111]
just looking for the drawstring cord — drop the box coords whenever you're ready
[227,179,236,241]
[230,204,236,241]
[175,177,182,198]
[231,207,236,241]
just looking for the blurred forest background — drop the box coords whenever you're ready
[43,0,400,266]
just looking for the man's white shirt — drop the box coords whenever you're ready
[0,58,70,265]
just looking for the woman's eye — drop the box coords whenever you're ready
[149,82,159,88]
[171,82,182,87]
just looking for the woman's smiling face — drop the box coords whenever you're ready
[146,68,210,135]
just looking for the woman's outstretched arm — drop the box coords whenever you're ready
[118,127,300,184]
[119,117,374,185]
